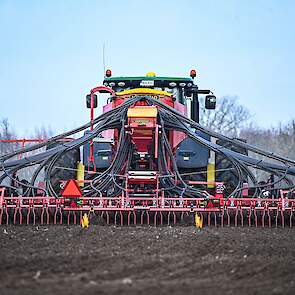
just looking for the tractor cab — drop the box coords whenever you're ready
[102,71,217,121]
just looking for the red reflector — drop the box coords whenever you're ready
[190,69,197,78]
[105,69,112,77]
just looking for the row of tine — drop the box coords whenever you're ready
[0,207,294,227]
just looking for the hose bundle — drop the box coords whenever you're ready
[1,96,294,198]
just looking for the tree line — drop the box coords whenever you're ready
[200,96,295,160]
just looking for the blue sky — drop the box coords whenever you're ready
[0,0,294,136]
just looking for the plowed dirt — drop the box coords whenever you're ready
[0,226,294,295]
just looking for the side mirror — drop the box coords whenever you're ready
[86,94,98,108]
[184,88,193,98]
[205,95,216,109]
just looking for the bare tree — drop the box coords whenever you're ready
[240,121,295,183]
[0,118,15,139]
[241,120,295,160]
[0,120,55,184]
[0,118,17,155]
[200,96,250,137]
[32,125,54,140]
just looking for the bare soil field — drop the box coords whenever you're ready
[0,225,294,295]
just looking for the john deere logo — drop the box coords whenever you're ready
[129,94,159,99]
[132,119,150,125]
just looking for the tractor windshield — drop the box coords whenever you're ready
[113,85,184,104]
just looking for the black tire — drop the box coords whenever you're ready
[215,139,247,196]
[179,167,207,184]
[46,143,80,194]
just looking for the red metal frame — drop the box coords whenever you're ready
[0,187,294,227]
[1,160,294,226]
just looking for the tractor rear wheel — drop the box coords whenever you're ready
[215,139,247,196]
[46,143,80,195]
